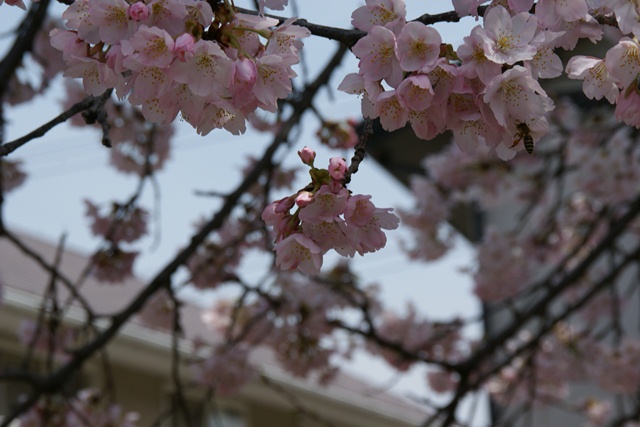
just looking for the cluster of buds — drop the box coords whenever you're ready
[262,147,399,275]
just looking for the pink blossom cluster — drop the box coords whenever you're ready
[368,303,464,373]
[402,97,640,303]
[84,199,148,283]
[566,36,640,128]
[63,80,174,176]
[85,200,149,244]
[262,147,399,275]
[315,119,359,150]
[400,96,640,413]
[90,246,139,283]
[191,343,256,395]
[340,0,640,158]
[186,217,258,289]
[19,389,138,427]
[201,266,364,385]
[487,331,585,404]
[51,0,310,135]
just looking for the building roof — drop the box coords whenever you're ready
[0,230,429,426]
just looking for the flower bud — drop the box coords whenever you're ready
[298,146,316,165]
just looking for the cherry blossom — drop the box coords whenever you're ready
[477,6,539,65]
[274,233,324,275]
[482,65,554,128]
[351,25,403,88]
[91,247,138,283]
[192,344,255,395]
[351,0,407,33]
[566,55,619,103]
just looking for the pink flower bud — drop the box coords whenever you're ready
[328,157,347,181]
[173,33,196,62]
[295,191,313,207]
[128,2,150,21]
[298,146,316,165]
[275,196,295,214]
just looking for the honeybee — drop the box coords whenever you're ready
[512,122,534,154]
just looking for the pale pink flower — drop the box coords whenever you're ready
[615,87,640,128]
[426,59,459,105]
[535,0,589,27]
[605,37,640,89]
[351,0,406,33]
[457,26,503,84]
[145,0,189,36]
[477,6,539,65]
[482,65,554,128]
[373,90,409,131]
[396,22,441,72]
[601,0,640,37]
[566,56,619,103]
[408,105,446,141]
[64,56,120,96]
[396,74,435,111]
[349,207,399,255]
[227,13,278,57]
[298,186,349,223]
[552,14,603,50]
[89,0,139,44]
[265,18,310,56]
[196,101,246,136]
[254,54,298,111]
[186,0,214,27]
[338,72,378,118]
[62,0,100,44]
[49,29,86,63]
[168,39,231,97]
[344,194,375,227]
[121,25,175,69]
[274,233,323,275]
[352,26,403,88]
[524,31,563,79]
[302,220,356,257]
